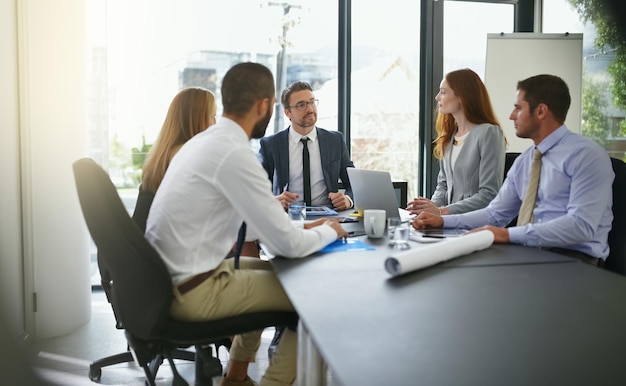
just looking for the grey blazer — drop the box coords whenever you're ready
[258,127,355,201]
[431,123,505,214]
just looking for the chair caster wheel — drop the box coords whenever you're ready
[172,375,190,386]
[203,358,222,378]
[195,345,223,380]
[89,366,102,381]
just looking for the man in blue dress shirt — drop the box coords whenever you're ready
[413,74,614,265]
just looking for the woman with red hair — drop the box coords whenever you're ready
[408,68,506,215]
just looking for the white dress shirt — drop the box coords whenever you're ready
[146,118,338,285]
[288,127,328,206]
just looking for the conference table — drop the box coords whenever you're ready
[270,221,626,386]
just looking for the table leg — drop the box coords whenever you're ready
[296,320,327,386]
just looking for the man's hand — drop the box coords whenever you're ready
[328,192,352,211]
[412,212,444,230]
[325,219,349,240]
[304,219,327,229]
[276,191,300,210]
[468,225,510,244]
[306,218,348,240]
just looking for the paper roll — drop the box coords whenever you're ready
[384,230,495,277]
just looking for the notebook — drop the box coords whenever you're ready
[347,168,401,219]
[409,228,468,243]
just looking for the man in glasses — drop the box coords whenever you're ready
[258,81,355,358]
[258,81,355,212]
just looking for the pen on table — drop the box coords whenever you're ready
[422,234,446,239]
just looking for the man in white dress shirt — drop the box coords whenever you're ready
[146,62,347,386]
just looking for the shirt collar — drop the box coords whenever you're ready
[536,124,568,155]
[288,126,318,143]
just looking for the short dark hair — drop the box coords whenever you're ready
[517,74,571,123]
[221,62,275,117]
[281,81,313,109]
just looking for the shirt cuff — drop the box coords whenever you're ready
[507,226,525,245]
[314,223,341,246]
[442,215,460,228]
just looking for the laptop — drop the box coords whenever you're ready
[347,168,401,219]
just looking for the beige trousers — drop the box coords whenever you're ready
[170,257,297,386]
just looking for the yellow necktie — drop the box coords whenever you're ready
[517,148,542,226]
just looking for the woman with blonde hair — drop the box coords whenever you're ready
[134,87,261,260]
[133,87,216,231]
[408,68,506,215]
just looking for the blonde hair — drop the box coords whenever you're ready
[141,87,216,192]
[433,69,502,159]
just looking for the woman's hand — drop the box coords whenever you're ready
[407,197,445,215]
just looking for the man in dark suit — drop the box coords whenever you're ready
[258,81,355,211]
[258,81,355,358]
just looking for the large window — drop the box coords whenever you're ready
[351,0,421,199]
[86,1,339,285]
[87,0,425,204]
[543,0,626,160]
[86,0,338,200]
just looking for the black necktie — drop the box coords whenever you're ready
[301,137,311,206]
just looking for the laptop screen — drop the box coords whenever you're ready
[347,168,400,218]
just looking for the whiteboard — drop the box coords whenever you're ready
[485,33,583,152]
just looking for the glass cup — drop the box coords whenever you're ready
[388,217,410,250]
[288,202,307,228]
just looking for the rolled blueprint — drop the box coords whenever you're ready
[384,230,494,277]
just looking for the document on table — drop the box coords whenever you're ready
[320,239,375,253]
[305,206,338,216]
[384,230,494,277]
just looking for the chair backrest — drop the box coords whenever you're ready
[504,152,521,181]
[73,158,173,340]
[131,184,156,233]
[392,181,408,208]
[605,157,626,275]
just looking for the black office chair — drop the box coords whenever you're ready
[504,152,521,181]
[503,152,521,227]
[337,180,408,208]
[605,157,626,275]
[87,183,231,383]
[392,181,408,208]
[132,184,155,234]
[73,158,298,386]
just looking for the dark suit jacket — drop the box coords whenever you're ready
[258,127,354,202]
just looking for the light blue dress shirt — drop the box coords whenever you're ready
[444,125,614,259]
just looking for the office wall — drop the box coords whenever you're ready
[485,33,583,152]
[0,0,91,340]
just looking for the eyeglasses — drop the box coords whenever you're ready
[288,99,319,111]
